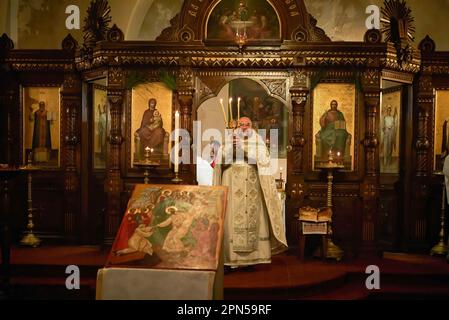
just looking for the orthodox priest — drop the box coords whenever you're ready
[213,117,287,269]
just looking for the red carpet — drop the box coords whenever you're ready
[3,245,449,300]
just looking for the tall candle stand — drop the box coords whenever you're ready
[431,171,448,256]
[315,152,345,261]
[19,154,41,247]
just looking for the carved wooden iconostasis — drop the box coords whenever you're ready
[0,0,448,257]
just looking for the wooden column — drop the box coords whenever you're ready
[290,94,308,175]
[286,70,308,245]
[176,65,195,184]
[60,35,81,241]
[61,71,81,241]
[361,68,381,255]
[409,72,433,249]
[104,67,125,244]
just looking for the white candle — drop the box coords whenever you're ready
[220,99,228,126]
[175,111,180,173]
[237,97,241,120]
[229,98,233,122]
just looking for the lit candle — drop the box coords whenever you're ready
[229,98,233,123]
[237,97,241,120]
[219,99,228,126]
[174,111,180,173]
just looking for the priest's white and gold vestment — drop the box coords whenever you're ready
[213,130,287,267]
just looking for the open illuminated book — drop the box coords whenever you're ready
[299,207,332,222]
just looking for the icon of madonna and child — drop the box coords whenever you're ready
[134,98,170,161]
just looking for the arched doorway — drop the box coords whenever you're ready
[196,78,288,187]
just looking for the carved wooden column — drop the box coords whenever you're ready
[409,72,433,248]
[416,75,432,177]
[291,95,308,175]
[61,35,81,241]
[61,71,81,240]
[286,70,308,245]
[105,67,125,244]
[176,65,195,183]
[361,68,381,255]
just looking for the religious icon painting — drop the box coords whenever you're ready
[22,87,61,168]
[434,90,449,172]
[380,88,401,174]
[93,85,108,169]
[228,78,288,159]
[312,83,356,171]
[131,82,173,166]
[107,184,228,271]
[206,0,280,41]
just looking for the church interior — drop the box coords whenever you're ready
[1,0,449,300]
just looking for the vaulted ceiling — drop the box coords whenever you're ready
[1,0,448,50]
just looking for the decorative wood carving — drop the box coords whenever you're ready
[381,0,416,68]
[290,68,308,177]
[61,34,78,54]
[83,0,112,49]
[364,29,382,44]
[107,24,124,42]
[61,72,82,237]
[360,67,381,254]
[363,93,380,176]
[418,35,436,54]
[177,93,194,182]
[0,33,14,53]
[156,14,180,42]
[105,88,124,243]
[260,79,287,101]
[290,94,307,174]
[416,74,433,177]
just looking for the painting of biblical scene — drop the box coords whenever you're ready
[23,87,60,167]
[380,88,401,174]
[93,86,108,169]
[107,184,228,270]
[207,0,280,41]
[229,79,288,158]
[434,90,449,172]
[131,82,172,166]
[313,83,355,171]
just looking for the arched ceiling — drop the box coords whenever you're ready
[2,0,449,50]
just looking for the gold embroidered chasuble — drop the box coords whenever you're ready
[213,132,287,266]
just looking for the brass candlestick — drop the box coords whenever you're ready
[171,172,182,183]
[316,152,345,261]
[431,172,448,256]
[134,147,160,184]
[19,154,41,247]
